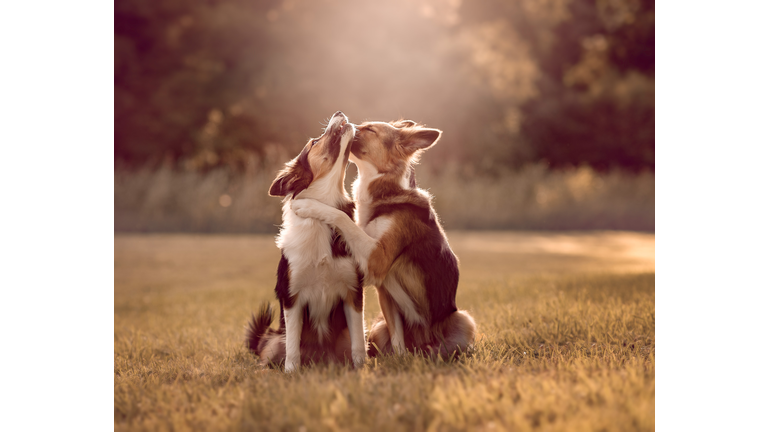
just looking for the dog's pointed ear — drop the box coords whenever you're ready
[268,153,313,198]
[399,127,442,154]
[391,119,417,128]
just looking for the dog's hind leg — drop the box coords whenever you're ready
[367,315,392,356]
[432,310,477,357]
[258,334,286,367]
[377,288,406,354]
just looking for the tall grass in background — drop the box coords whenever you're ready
[115,164,654,233]
[422,165,654,231]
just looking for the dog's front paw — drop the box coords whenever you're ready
[292,199,334,223]
[284,360,299,373]
[352,350,367,369]
[291,199,318,219]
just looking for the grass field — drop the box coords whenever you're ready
[114,231,655,431]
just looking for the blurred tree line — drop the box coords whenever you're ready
[115,0,654,173]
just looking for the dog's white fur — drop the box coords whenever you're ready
[291,170,409,351]
[277,114,366,372]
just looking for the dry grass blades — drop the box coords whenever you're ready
[114,232,654,431]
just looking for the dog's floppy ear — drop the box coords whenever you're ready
[268,149,313,198]
[399,127,442,155]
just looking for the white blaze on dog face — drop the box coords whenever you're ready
[350,120,442,175]
[269,111,355,198]
[306,111,355,182]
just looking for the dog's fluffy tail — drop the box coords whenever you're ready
[246,303,275,355]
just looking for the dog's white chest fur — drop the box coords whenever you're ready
[277,201,358,338]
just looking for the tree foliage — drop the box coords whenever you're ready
[115,0,654,172]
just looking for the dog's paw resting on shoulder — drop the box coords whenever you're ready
[292,199,340,224]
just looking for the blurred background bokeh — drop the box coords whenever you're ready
[114,0,654,233]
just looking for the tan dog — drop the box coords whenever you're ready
[246,111,366,371]
[292,120,476,357]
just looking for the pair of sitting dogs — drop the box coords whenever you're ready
[246,111,476,372]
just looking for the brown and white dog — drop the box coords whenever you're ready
[292,120,476,358]
[246,111,366,372]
